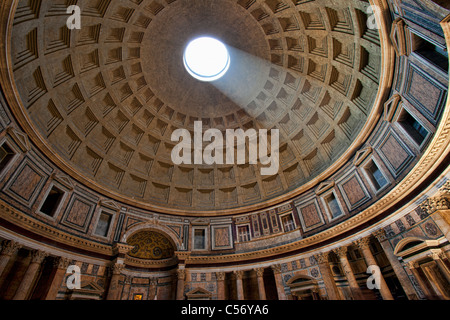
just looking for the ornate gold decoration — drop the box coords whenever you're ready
[127,231,175,260]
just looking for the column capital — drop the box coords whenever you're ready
[427,249,445,261]
[150,277,158,286]
[54,257,71,270]
[435,196,450,211]
[333,246,348,258]
[420,197,437,215]
[30,250,48,264]
[111,262,125,275]
[215,272,225,281]
[353,237,371,250]
[177,268,186,280]
[372,229,387,242]
[439,180,450,194]
[254,267,265,277]
[0,240,22,256]
[406,260,419,269]
[124,275,133,285]
[233,270,244,279]
[314,252,330,264]
[270,264,282,274]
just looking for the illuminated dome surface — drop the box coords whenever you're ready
[6,0,386,215]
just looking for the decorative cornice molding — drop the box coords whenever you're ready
[0,200,113,257]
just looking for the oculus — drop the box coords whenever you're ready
[183,37,230,82]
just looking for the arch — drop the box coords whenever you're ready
[286,274,318,287]
[286,274,320,300]
[121,222,183,251]
[393,236,440,256]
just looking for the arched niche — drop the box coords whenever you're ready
[393,237,440,258]
[286,274,321,300]
[121,222,183,252]
[126,231,176,260]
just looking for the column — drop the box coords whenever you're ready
[354,237,394,300]
[0,240,22,286]
[176,268,186,300]
[405,261,436,300]
[233,270,244,300]
[428,250,450,284]
[271,264,286,300]
[254,268,266,300]
[372,229,420,300]
[421,194,450,241]
[121,275,132,300]
[216,272,226,300]
[13,250,48,300]
[107,242,133,300]
[333,246,364,300]
[45,257,71,300]
[314,252,342,300]
[150,277,158,300]
[106,262,125,300]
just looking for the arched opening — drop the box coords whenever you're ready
[394,237,450,300]
[126,230,176,260]
[287,275,321,300]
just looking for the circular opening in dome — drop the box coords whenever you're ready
[183,37,230,82]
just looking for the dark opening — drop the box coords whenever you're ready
[325,193,343,218]
[94,212,112,237]
[366,160,388,190]
[412,34,448,72]
[40,186,64,217]
[398,110,429,146]
[0,143,15,173]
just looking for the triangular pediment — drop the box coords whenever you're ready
[353,146,373,166]
[186,287,212,297]
[52,173,74,190]
[100,199,121,211]
[384,94,401,122]
[191,218,209,226]
[7,127,30,152]
[315,181,335,195]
